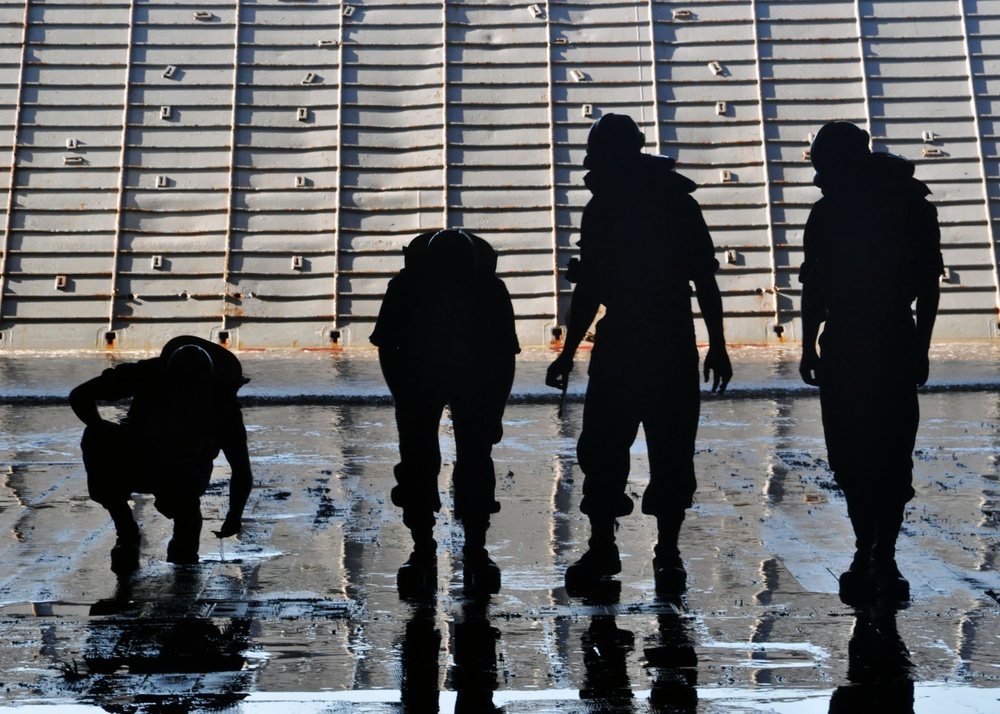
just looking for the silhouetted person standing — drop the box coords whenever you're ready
[546,114,732,596]
[372,229,519,597]
[799,121,942,606]
[71,335,252,573]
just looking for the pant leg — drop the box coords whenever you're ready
[152,463,213,519]
[82,424,138,509]
[823,384,918,510]
[576,374,641,520]
[449,380,505,524]
[391,387,447,520]
[640,366,700,516]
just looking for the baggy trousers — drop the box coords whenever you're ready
[390,375,505,528]
[82,424,214,526]
[577,353,700,522]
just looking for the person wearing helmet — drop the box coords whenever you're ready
[546,113,732,597]
[70,335,253,573]
[372,229,520,598]
[799,121,942,606]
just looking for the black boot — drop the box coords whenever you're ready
[110,521,141,575]
[653,512,687,597]
[839,492,875,607]
[566,518,621,593]
[873,503,909,605]
[107,504,141,575]
[398,512,438,599]
[462,519,500,597]
[167,510,203,565]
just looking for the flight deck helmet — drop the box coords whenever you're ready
[586,113,645,161]
[810,121,870,178]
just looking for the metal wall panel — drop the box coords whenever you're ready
[3,0,1000,349]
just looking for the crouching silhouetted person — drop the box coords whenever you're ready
[799,122,941,606]
[71,335,253,574]
[372,229,519,598]
[546,114,731,597]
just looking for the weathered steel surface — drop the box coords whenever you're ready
[2,0,1000,350]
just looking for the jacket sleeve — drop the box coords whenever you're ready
[679,194,720,279]
[370,275,406,349]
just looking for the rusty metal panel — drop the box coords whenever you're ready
[5,0,1000,348]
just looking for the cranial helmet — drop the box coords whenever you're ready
[810,121,870,176]
[586,113,645,159]
[166,344,215,385]
[426,229,476,275]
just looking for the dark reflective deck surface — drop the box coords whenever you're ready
[1,347,999,712]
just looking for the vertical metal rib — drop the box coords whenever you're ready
[852,1,874,137]
[221,0,242,334]
[544,0,560,327]
[332,4,346,331]
[0,0,31,329]
[441,2,450,230]
[645,0,662,155]
[749,0,781,334]
[957,0,1000,318]
[108,0,138,336]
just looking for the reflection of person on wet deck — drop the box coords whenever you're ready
[798,121,941,606]
[829,607,913,713]
[70,335,252,574]
[546,113,732,596]
[372,229,519,597]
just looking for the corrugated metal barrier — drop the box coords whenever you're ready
[1,0,999,350]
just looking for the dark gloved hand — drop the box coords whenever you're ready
[213,512,242,539]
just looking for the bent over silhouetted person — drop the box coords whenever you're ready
[546,114,732,596]
[372,229,519,597]
[71,335,252,574]
[799,121,942,606]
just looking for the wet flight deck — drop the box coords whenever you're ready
[0,346,999,712]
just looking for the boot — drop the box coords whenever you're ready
[398,512,438,599]
[839,492,875,607]
[462,519,500,597]
[110,521,141,575]
[653,512,687,597]
[872,503,909,605]
[566,517,621,593]
[167,512,202,565]
[106,504,141,575]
